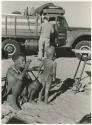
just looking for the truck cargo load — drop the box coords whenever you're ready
[33,3,65,15]
[2,14,41,37]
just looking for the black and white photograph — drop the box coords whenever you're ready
[1,0,91,124]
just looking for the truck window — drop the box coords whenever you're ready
[49,17,56,24]
[57,17,68,29]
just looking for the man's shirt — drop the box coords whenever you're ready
[39,22,54,39]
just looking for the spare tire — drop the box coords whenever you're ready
[2,39,20,58]
[75,40,91,61]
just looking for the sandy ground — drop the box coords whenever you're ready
[2,56,91,124]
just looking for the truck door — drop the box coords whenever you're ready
[56,16,67,46]
[49,16,57,46]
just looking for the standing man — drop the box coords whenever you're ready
[38,16,54,60]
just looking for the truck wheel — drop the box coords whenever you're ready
[2,39,20,58]
[75,40,91,61]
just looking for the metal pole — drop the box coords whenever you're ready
[74,55,82,79]
[75,54,88,93]
[5,16,7,36]
[36,16,38,35]
[15,17,16,36]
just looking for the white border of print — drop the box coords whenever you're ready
[0,0,91,125]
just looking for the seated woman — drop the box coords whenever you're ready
[6,53,32,110]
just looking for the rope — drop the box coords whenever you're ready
[26,15,32,33]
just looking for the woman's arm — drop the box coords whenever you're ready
[38,60,44,76]
[7,61,31,80]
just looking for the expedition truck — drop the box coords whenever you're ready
[2,3,91,60]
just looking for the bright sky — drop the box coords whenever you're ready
[2,1,91,27]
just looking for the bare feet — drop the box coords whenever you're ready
[7,95,21,111]
[10,104,21,110]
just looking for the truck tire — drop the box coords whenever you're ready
[75,40,91,61]
[2,39,20,58]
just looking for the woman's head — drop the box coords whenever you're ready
[12,53,26,68]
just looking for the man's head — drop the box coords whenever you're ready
[46,46,56,59]
[12,53,26,68]
[43,16,48,23]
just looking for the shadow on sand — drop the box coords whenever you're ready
[49,78,75,103]
[7,117,27,124]
[78,113,91,124]
[56,48,75,58]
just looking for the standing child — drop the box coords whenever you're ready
[38,46,57,104]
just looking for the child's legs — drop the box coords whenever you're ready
[38,38,44,58]
[45,81,52,104]
[39,82,46,101]
[28,83,36,102]
[29,89,36,102]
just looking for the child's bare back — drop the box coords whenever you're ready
[40,58,56,84]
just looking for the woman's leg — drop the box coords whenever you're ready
[8,81,23,110]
